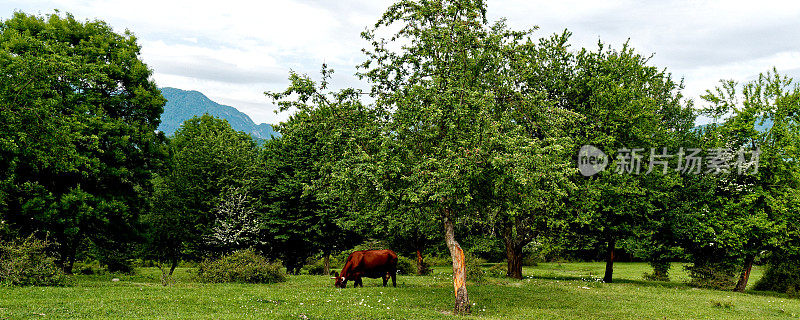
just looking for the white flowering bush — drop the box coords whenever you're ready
[205,187,266,251]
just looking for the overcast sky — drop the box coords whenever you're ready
[3,0,800,125]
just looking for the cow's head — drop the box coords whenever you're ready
[331,272,347,288]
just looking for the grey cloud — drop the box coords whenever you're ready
[214,97,283,125]
[491,1,800,71]
[151,56,288,84]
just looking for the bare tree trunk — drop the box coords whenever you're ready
[323,253,331,276]
[506,245,523,279]
[603,238,616,283]
[734,254,755,292]
[503,226,523,279]
[444,215,470,315]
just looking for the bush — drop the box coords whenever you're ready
[0,236,69,286]
[396,255,416,275]
[754,254,800,296]
[416,258,432,275]
[196,249,286,284]
[302,260,325,275]
[685,262,737,290]
[465,252,486,284]
[72,260,102,275]
[131,259,156,268]
[643,261,671,282]
[486,263,506,278]
[100,254,134,274]
[521,256,539,267]
[424,254,451,267]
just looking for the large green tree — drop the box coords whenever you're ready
[480,31,581,279]
[355,0,556,313]
[145,114,263,275]
[0,12,167,272]
[693,69,800,292]
[264,67,376,274]
[565,42,694,283]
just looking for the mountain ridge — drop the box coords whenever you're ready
[158,87,278,140]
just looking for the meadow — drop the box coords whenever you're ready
[1,262,798,319]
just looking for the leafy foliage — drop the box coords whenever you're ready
[145,115,264,270]
[263,68,371,273]
[465,252,486,284]
[196,249,286,284]
[396,255,416,276]
[0,236,68,286]
[685,262,738,290]
[0,12,167,272]
[754,253,800,296]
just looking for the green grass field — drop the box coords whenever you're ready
[1,262,798,319]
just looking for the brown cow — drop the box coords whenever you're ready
[332,249,397,288]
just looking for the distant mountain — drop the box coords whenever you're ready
[694,117,774,133]
[158,87,279,140]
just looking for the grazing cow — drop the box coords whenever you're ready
[332,249,397,288]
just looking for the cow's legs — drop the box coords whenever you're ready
[354,276,362,288]
[391,271,396,287]
[382,273,389,287]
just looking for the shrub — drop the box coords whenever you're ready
[302,260,325,275]
[396,255,416,275]
[196,249,286,284]
[131,259,156,268]
[643,261,671,282]
[754,254,800,295]
[521,256,539,267]
[416,258,432,275]
[486,263,506,278]
[0,236,69,286]
[99,254,134,274]
[685,262,737,290]
[465,252,486,284]
[72,260,102,275]
[424,254,451,267]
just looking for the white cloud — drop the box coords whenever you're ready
[2,0,799,125]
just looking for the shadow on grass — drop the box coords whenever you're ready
[523,273,688,289]
[744,289,796,300]
[523,273,798,300]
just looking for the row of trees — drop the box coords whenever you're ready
[261,0,800,314]
[2,1,799,315]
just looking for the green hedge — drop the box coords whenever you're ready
[196,249,286,284]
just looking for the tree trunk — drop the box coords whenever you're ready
[169,257,178,276]
[59,236,81,274]
[63,257,75,275]
[323,253,331,276]
[503,228,523,279]
[415,249,425,275]
[603,238,616,283]
[734,254,755,292]
[444,215,470,315]
[506,245,523,279]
